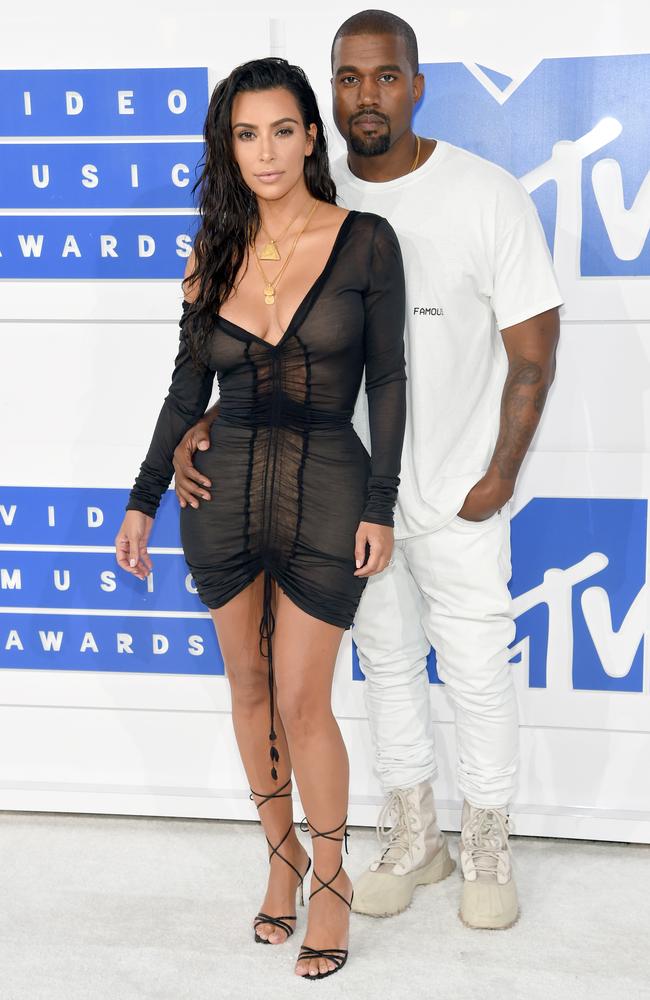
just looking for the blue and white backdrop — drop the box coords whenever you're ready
[1,0,649,842]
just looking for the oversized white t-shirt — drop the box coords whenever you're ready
[332,140,563,539]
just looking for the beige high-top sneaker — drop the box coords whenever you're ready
[352,781,456,917]
[459,801,519,929]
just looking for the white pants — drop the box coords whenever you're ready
[353,508,518,809]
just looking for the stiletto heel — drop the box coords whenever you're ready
[249,778,311,944]
[297,815,353,980]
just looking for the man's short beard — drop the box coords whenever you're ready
[349,131,391,157]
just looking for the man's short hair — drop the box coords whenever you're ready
[331,9,419,74]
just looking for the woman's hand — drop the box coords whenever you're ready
[353,521,394,577]
[115,510,154,580]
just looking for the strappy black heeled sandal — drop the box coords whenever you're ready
[250,777,312,945]
[297,816,353,980]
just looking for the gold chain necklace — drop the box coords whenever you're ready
[252,200,319,305]
[409,134,421,173]
[257,208,303,261]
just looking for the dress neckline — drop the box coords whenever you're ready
[217,209,358,351]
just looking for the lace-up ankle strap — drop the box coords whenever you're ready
[249,777,292,809]
[307,857,352,909]
[299,814,350,855]
[249,778,308,885]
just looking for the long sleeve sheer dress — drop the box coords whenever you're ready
[127,211,406,779]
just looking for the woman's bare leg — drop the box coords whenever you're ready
[210,574,309,944]
[271,592,352,978]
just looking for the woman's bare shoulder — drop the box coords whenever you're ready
[305,203,353,249]
[311,201,349,227]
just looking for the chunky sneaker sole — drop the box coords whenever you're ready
[352,837,456,917]
[459,876,519,930]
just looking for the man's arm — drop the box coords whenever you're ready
[458,306,560,521]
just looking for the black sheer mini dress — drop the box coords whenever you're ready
[127,211,406,778]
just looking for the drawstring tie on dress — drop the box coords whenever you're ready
[259,567,279,781]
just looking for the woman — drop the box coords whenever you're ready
[115,57,406,981]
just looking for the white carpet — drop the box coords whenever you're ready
[1,812,649,1000]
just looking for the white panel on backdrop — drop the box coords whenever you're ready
[0,322,219,485]
[1,709,648,841]
[531,325,650,454]
[1,0,650,842]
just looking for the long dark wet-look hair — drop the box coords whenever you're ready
[184,57,337,365]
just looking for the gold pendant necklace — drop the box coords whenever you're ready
[259,241,281,262]
[253,200,320,306]
[257,204,308,261]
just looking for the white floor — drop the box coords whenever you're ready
[1,811,649,1000]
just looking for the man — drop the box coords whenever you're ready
[172,10,562,930]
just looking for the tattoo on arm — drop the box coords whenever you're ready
[534,383,549,414]
[492,355,550,480]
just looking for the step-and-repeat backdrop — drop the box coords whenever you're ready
[1,1,649,842]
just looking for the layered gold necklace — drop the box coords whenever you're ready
[253,200,319,305]
[257,211,298,261]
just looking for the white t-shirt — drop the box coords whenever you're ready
[332,140,563,538]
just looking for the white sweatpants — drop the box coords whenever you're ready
[353,507,519,809]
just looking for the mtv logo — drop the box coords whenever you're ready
[414,55,650,278]
[510,498,646,693]
[353,498,646,696]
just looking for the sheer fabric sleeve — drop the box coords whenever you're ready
[361,217,407,527]
[126,301,215,518]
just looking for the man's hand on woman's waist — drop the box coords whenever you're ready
[173,403,220,508]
